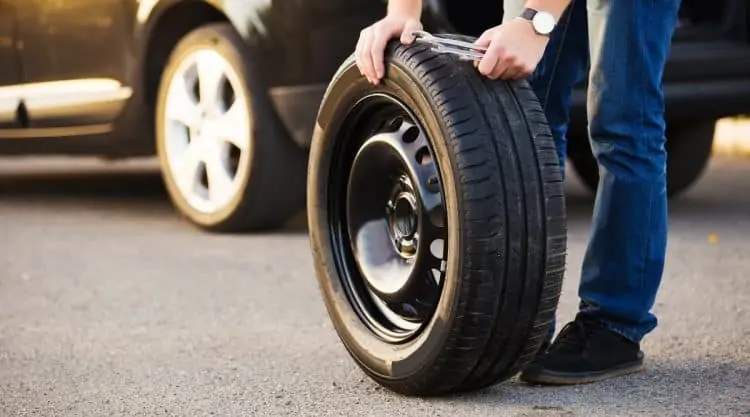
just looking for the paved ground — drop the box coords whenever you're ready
[0,155,748,417]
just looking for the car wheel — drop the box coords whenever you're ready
[155,23,307,232]
[307,36,567,396]
[568,120,716,199]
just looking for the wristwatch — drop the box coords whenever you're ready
[518,8,557,36]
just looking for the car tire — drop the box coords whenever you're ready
[568,120,715,199]
[155,22,307,232]
[307,35,567,396]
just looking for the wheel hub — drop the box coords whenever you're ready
[386,176,419,258]
[344,113,445,327]
[329,94,448,341]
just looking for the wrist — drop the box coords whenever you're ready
[516,6,559,37]
[523,0,571,21]
[513,16,545,34]
[387,0,422,20]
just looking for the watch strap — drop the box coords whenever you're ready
[519,7,539,21]
[518,7,555,36]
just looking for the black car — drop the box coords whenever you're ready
[1,0,748,232]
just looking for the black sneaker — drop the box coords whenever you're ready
[528,340,551,365]
[519,315,645,385]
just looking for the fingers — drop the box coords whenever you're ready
[372,19,423,82]
[493,53,518,79]
[476,34,533,80]
[370,29,391,82]
[355,28,367,77]
[358,21,537,84]
[473,29,493,48]
[356,27,376,83]
[495,51,534,80]
[478,41,507,79]
[502,63,533,80]
[357,19,416,85]
[489,56,532,80]
[476,29,509,79]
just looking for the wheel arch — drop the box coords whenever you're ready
[140,1,233,108]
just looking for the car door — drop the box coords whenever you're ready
[14,0,132,129]
[0,0,22,129]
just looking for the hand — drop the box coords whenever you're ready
[355,14,423,84]
[473,18,549,80]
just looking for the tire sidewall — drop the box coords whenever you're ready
[307,57,465,381]
[155,24,256,228]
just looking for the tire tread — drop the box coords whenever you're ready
[383,38,567,395]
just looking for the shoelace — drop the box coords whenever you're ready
[553,319,600,352]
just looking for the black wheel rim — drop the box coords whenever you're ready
[327,93,448,344]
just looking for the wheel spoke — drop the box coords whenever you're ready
[196,51,226,113]
[174,140,203,195]
[204,142,234,203]
[214,102,249,151]
[166,73,201,129]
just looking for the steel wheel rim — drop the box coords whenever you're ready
[162,48,252,214]
[328,93,448,343]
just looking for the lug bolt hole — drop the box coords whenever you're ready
[402,126,420,143]
[416,146,432,166]
[386,117,404,132]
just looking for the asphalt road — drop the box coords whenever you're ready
[0,155,748,417]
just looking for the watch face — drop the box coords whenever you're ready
[532,11,556,35]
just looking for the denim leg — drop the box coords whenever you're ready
[504,0,590,343]
[578,0,681,343]
[503,0,589,173]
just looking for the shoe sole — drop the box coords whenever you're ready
[519,360,644,386]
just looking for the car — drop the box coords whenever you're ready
[0,0,748,232]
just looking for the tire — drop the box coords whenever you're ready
[307,35,567,397]
[568,120,715,199]
[155,23,307,232]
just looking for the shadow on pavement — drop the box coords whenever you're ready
[427,358,750,416]
[0,159,310,233]
[0,170,168,199]
[0,156,748,233]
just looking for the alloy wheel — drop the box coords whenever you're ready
[162,48,252,214]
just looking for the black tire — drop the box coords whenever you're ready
[568,120,715,199]
[307,35,567,397]
[155,23,307,232]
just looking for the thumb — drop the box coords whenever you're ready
[400,20,423,44]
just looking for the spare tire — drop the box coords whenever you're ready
[307,35,567,397]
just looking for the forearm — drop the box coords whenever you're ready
[387,0,422,18]
[523,0,572,20]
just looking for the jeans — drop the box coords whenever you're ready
[502,0,681,343]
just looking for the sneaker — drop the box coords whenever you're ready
[519,315,645,385]
[527,340,550,365]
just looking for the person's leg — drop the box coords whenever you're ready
[503,0,589,173]
[520,0,681,385]
[503,0,590,344]
[578,0,679,344]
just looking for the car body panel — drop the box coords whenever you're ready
[10,0,132,131]
[0,0,748,156]
[0,1,21,129]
